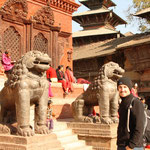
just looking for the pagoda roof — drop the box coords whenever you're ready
[73,9,127,27]
[73,8,110,17]
[73,39,117,60]
[73,27,119,38]
[79,0,116,9]
[117,32,150,49]
[134,7,150,20]
[73,32,150,61]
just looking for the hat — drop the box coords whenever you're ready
[48,100,53,105]
[117,77,132,90]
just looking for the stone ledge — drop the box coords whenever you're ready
[51,82,83,88]
[0,134,63,150]
[67,122,118,150]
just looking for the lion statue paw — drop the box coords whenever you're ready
[35,125,50,134]
[93,116,101,123]
[111,117,119,123]
[0,124,10,134]
[101,117,113,124]
[84,116,93,123]
[17,126,35,137]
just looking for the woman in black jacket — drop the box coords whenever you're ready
[117,77,145,150]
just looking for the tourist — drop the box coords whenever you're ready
[46,100,55,131]
[46,64,57,98]
[117,77,145,150]
[56,65,68,95]
[2,50,15,75]
[46,64,58,83]
[65,66,75,93]
[131,83,139,98]
[145,96,150,110]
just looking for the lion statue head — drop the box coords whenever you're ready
[90,62,125,90]
[6,50,51,88]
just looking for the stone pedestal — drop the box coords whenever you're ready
[0,70,7,91]
[67,122,118,150]
[51,83,84,119]
[0,134,63,150]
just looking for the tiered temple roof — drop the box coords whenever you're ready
[73,0,126,46]
[79,0,116,9]
[134,7,150,21]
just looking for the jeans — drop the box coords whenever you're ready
[117,146,144,150]
[46,119,54,130]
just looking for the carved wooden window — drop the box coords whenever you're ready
[3,26,21,61]
[33,33,48,54]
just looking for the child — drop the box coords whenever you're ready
[46,100,55,130]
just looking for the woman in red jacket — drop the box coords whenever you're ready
[65,66,75,93]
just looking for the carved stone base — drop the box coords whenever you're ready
[67,122,118,150]
[0,134,63,150]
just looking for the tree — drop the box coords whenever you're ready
[127,0,150,32]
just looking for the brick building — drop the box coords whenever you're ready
[0,0,79,69]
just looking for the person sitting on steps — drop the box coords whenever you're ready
[56,65,68,95]
[2,50,15,77]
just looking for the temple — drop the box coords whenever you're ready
[0,0,79,69]
[73,4,150,98]
[73,0,126,46]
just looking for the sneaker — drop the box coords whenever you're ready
[64,91,68,95]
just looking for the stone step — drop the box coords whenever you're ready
[54,121,68,131]
[57,134,78,144]
[53,129,73,138]
[53,121,93,150]
[49,148,64,150]
[0,138,63,150]
[0,134,57,145]
[0,121,94,150]
[72,128,114,138]
[74,146,93,150]
[67,122,117,130]
[62,140,86,150]
[0,143,26,150]
[28,139,62,149]
[68,122,117,138]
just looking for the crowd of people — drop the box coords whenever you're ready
[1,50,91,96]
[47,64,77,97]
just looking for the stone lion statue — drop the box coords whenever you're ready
[72,62,125,124]
[0,51,51,136]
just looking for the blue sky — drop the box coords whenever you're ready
[72,0,140,34]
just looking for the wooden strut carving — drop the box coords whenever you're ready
[47,0,79,14]
[0,0,28,19]
[32,5,54,26]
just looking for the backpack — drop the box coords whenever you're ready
[127,98,150,146]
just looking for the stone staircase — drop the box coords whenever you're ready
[0,120,93,150]
[53,120,93,150]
